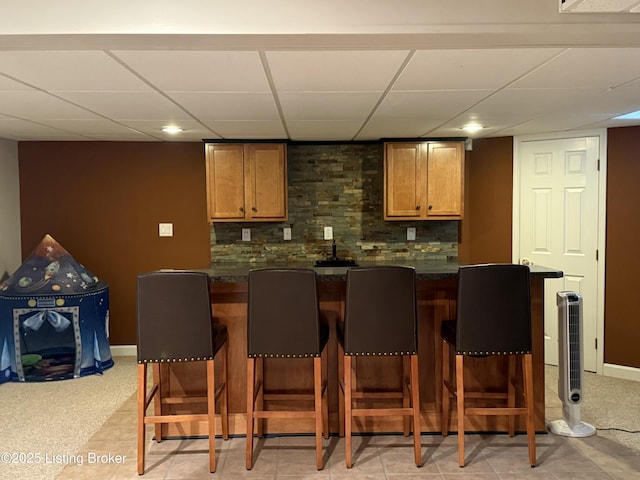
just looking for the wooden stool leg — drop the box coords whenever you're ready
[441,340,451,436]
[344,355,353,468]
[456,354,465,467]
[508,355,516,437]
[137,363,147,475]
[153,363,162,442]
[338,343,345,437]
[322,348,329,440]
[246,358,255,470]
[220,342,229,440]
[403,355,411,436]
[410,354,422,467]
[206,359,217,472]
[314,356,324,470]
[256,357,264,438]
[523,353,536,467]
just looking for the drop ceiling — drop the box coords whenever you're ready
[1,0,640,142]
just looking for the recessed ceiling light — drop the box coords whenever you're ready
[462,123,483,133]
[162,125,183,134]
[613,110,640,120]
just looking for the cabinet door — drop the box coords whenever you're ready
[246,144,288,220]
[384,143,425,219]
[426,142,464,218]
[205,144,246,220]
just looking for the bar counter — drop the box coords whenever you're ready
[162,261,562,438]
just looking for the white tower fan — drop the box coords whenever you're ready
[548,291,596,437]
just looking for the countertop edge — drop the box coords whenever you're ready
[199,262,562,283]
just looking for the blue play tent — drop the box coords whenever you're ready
[0,234,113,383]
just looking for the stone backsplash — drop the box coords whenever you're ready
[209,143,458,264]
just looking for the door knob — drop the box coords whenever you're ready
[521,258,532,266]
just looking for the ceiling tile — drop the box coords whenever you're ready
[394,48,563,90]
[446,87,597,130]
[286,120,363,141]
[0,91,101,119]
[265,50,409,92]
[202,120,286,139]
[168,92,281,121]
[54,91,193,121]
[118,119,215,140]
[113,50,271,92]
[38,118,152,137]
[278,92,381,120]
[512,47,640,90]
[0,117,92,140]
[0,51,151,92]
[372,90,492,120]
[0,74,37,91]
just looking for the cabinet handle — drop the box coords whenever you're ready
[239,207,245,212]
[415,205,421,210]
[252,207,257,212]
[428,205,433,210]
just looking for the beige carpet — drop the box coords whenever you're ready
[0,356,137,480]
[545,365,640,454]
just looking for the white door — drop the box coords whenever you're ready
[516,135,601,372]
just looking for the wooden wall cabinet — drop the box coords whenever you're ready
[205,143,288,222]
[384,141,464,220]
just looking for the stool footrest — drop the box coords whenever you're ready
[352,391,403,399]
[161,395,207,405]
[252,410,316,419]
[144,413,208,424]
[465,407,527,416]
[352,407,415,417]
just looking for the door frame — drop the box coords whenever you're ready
[512,129,607,375]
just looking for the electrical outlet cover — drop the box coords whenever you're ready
[283,227,292,240]
[242,228,251,241]
[159,223,173,237]
[323,226,333,240]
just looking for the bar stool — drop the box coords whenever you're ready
[136,270,229,475]
[246,268,329,470]
[441,263,536,467]
[338,266,421,468]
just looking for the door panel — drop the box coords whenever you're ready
[518,136,599,371]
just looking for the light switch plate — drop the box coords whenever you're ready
[407,227,416,241]
[159,223,173,237]
[283,227,292,241]
[323,226,333,240]
[242,228,251,241]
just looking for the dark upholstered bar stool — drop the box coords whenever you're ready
[246,268,329,470]
[136,270,229,475]
[338,266,421,468]
[441,263,535,468]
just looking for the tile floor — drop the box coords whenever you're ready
[56,393,640,480]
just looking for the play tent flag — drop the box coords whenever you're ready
[0,234,113,383]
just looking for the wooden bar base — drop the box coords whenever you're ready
[161,277,548,437]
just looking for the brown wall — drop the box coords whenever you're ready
[18,142,211,345]
[604,126,640,368]
[16,133,640,369]
[458,137,514,264]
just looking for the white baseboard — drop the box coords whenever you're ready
[110,345,137,357]
[603,363,640,382]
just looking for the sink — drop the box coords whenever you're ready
[314,259,358,267]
